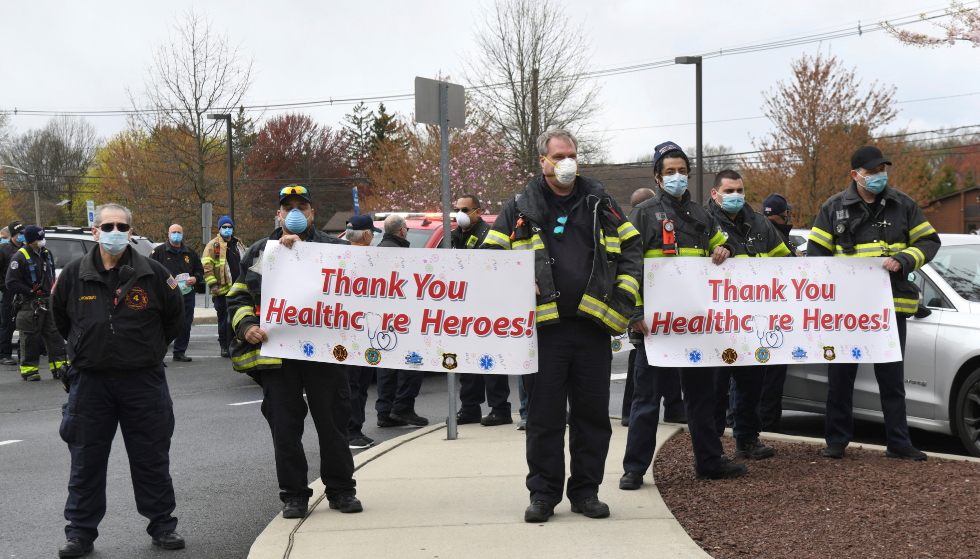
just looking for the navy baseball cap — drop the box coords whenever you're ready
[652,141,685,170]
[347,214,381,233]
[851,146,891,171]
[762,194,792,216]
[279,184,313,206]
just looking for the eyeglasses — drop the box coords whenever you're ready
[455,207,478,214]
[279,185,309,196]
[99,222,131,232]
[220,225,233,229]
[554,216,568,240]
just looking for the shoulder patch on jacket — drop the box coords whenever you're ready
[167,275,178,290]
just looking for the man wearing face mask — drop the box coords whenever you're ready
[705,170,789,461]
[227,185,364,519]
[5,226,69,381]
[0,222,26,366]
[620,143,747,491]
[150,224,204,362]
[451,194,513,427]
[808,146,940,462]
[50,204,186,555]
[483,129,642,523]
[202,216,244,358]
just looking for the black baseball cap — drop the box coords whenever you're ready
[762,194,792,216]
[347,214,382,233]
[851,146,892,171]
[279,184,313,206]
[7,221,24,236]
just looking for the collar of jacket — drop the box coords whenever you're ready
[79,245,154,283]
[517,175,605,224]
[652,187,701,223]
[841,180,902,206]
[706,197,756,227]
[381,233,411,247]
[166,242,186,254]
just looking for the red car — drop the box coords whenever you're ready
[340,213,498,248]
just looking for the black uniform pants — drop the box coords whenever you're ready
[347,365,374,438]
[525,318,611,506]
[622,347,684,419]
[375,368,424,419]
[459,373,512,415]
[826,315,912,451]
[17,305,67,376]
[213,294,229,350]
[760,364,788,431]
[60,364,177,543]
[260,360,356,502]
[0,289,15,358]
[713,365,766,447]
[172,291,195,356]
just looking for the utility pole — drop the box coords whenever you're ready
[531,67,540,167]
[675,56,703,205]
[206,113,235,223]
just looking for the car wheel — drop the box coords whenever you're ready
[954,368,980,458]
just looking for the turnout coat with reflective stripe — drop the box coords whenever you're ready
[481,175,642,335]
[202,235,245,295]
[706,199,790,258]
[627,188,734,344]
[807,182,940,315]
[226,226,350,373]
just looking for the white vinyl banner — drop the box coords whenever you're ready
[258,241,537,374]
[643,257,902,367]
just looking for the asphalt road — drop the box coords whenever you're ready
[0,332,972,558]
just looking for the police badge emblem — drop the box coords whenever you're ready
[823,346,836,361]
[442,353,458,370]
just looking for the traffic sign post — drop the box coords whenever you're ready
[352,187,360,216]
[415,76,466,440]
[86,200,95,228]
[201,203,213,309]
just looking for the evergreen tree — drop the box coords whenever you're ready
[342,101,375,170]
[370,103,399,151]
[932,163,958,199]
[232,106,257,176]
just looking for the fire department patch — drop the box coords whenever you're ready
[124,287,149,310]
[721,348,738,364]
[9,260,17,270]
[442,353,458,370]
[365,348,381,365]
[333,345,348,362]
[184,255,190,263]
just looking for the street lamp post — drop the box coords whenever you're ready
[1,164,41,225]
[207,113,235,223]
[675,56,703,205]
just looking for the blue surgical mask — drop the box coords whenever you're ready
[170,233,183,244]
[0,238,7,244]
[661,174,688,197]
[721,193,746,213]
[860,171,888,194]
[99,231,129,255]
[16,234,25,243]
[220,227,233,239]
[284,208,309,234]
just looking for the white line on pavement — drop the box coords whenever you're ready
[611,373,627,381]
[0,440,24,446]
[228,400,263,406]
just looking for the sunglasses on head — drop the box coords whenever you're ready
[280,185,309,196]
[554,216,568,240]
[99,222,131,232]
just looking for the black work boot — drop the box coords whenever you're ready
[282,497,308,519]
[58,538,93,558]
[696,461,748,480]
[328,493,363,513]
[886,445,927,461]
[570,497,610,518]
[390,411,429,426]
[822,442,846,459]
[151,531,185,550]
[480,411,514,426]
[456,410,481,424]
[735,441,776,460]
[619,471,644,490]
[524,501,555,522]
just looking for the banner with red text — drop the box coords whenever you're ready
[258,241,537,374]
[643,258,901,366]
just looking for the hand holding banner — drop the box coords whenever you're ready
[258,241,537,374]
[643,258,901,366]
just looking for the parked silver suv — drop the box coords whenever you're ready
[42,225,156,275]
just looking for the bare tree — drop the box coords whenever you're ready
[128,8,253,208]
[462,0,605,171]
[0,111,12,152]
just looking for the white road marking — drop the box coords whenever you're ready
[228,400,263,406]
[0,440,23,446]
[611,373,627,381]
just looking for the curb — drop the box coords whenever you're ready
[247,423,446,559]
[192,312,218,326]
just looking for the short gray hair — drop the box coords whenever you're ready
[384,214,406,235]
[94,203,133,227]
[346,228,372,244]
[0,227,8,236]
[536,129,578,156]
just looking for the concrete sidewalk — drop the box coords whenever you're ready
[248,418,710,559]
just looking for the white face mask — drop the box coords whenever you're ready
[547,157,578,185]
[455,211,471,229]
[37,239,46,249]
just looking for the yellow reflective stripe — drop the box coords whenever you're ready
[909,221,937,243]
[645,249,665,258]
[232,306,255,329]
[894,297,919,313]
[215,284,231,295]
[616,274,639,292]
[809,227,833,250]
[49,360,68,369]
[201,257,217,264]
[833,242,908,256]
[616,281,639,299]
[618,222,639,241]
[708,231,727,250]
[512,234,545,251]
[901,247,925,269]
[578,294,629,333]
[232,349,282,370]
[535,302,559,323]
[767,243,791,257]
[227,282,248,296]
[483,229,512,249]
[204,275,217,285]
[635,292,643,306]
[644,247,708,258]
[20,366,39,373]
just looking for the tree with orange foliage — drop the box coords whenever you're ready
[741,50,934,227]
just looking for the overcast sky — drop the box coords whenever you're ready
[3,0,979,163]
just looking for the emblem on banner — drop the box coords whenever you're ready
[302,342,316,358]
[792,347,808,361]
[687,349,702,364]
[365,348,381,365]
[721,348,738,364]
[405,351,423,368]
[479,354,495,372]
[823,346,836,361]
[442,353,458,370]
[333,345,348,361]
[755,347,771,363]
[851,347,862,360]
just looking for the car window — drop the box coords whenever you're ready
[406,229,435,248]
[928,245,980,303]
[790,235,807,247]
[908,271,952,309]
[45,239,87,268]
[130,238,155,257]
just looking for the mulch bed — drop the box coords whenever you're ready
[654,433,980,558]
